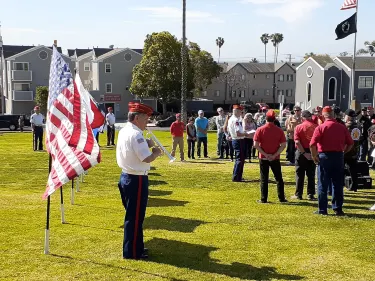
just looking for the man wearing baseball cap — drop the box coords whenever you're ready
[253,110,288,203]
[106,107,116,146]
[292,110,318,201]
[170,113,185,161]
[310,106,354,216]
[30,105,45,151]
[194,110,209,158]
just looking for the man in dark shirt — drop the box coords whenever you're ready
[358,108,371,161]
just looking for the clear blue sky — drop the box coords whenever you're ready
[0,0,373,62]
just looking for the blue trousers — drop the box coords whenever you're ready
[118,173,148,259]
[232,139,246,182]
[317,152,344,213]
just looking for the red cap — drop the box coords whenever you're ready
[372,119,375,124]
[368,106,374,110]
[34,106,40,110]
[322,106,332,113]
[233,105,243,110]
[107,107,113,110]
[176,113,181,118]
[128,102,153,116]
[266,110,276,118]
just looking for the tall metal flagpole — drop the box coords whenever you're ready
[44,155,52,254]
[181,0,187,124]
[349,0,359,109]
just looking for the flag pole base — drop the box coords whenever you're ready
[60,203,65,224]
[76,178,80,192]
[44,229,50,255]
[71,188,74,205]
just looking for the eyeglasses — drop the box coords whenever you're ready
[295,109,301,112]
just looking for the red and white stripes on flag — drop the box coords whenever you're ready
[43,46,102,199]
[341,0,357,10]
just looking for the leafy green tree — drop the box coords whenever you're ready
[304,52,317,60]
[35,86,48,114]
[357,41,375,56]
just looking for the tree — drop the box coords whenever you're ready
[304,54,332,65]
[357,41,375,56]
[340,51,349,57]
[304,52,317,60]
[270,33,284,63]
[250,58,259,63]
[216,37,225,63]
[35,86,48,114]
[109,45,114,49]
[189,42,222,96]
[260,34,269,63]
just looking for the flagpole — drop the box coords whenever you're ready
[44,155,52,254]
[71,179,75,205]
[60,186,65,224]
[349,1,359,109]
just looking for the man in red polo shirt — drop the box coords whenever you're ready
[292,110,318,201]
[170,113,185,162]
[254,110,287,203]
[310,106,354,216]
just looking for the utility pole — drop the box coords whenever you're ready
[285,54,295,64]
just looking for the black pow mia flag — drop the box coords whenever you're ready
[335,13,357,40]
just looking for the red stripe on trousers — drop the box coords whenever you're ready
[133,176,142,259]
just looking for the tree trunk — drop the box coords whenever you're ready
[218,47,221,63]
[274,46,277,64]
[264,44,267,63]
[276,44,279,63]
[162,102,167,115]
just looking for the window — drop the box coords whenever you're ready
[278,74,284,82]
[215,90,220,97]
[105,63,111,73]
[8,82,11,98]
[253,75,256,79]
[252,90,257,96]
[39,51,48,60]
[287,74,293,82]
[328,77,337,100]
[266,75,270,79]
[84,62,91,71]
[124,53,132,62]
[231,90,236,98]
[278,90,284,96]
[358,76,373,89]
[14,83,30,91]
[286,89,293,97]
[265,89,270,96]
[239,90,245,98]
[241,74,245,81]
[105,83,112,93]
[306,82,312,109]
[13,62,29,71]
[364,93,369,101]
[202,91,207,97]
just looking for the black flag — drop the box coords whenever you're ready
[335,13,357,40]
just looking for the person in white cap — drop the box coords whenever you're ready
[194,110,209,158]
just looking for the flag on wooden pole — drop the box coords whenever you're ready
[341,0,357,10]
[43,46,102,199]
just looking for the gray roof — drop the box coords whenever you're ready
[337,56,375,70]
[132,49,143,55]
[312,56,334,68]
[67,49,75,57]
[3,45,62,59]
[75,48,91,57]
[93,48,113,58]
[240,63,275,73]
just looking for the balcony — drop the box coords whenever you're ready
[13,91,34,101]
[11,70,32,81]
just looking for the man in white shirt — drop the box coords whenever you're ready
[30,106,45,151]
[215,107,226,158]
[116,102,161,260]
[106,107,116,146]
[228,105,253,182]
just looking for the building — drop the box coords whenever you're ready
[295,56,375,111]
[202,62,297,109]
[1,44,74,115]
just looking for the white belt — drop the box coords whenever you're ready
[122,169,148,176]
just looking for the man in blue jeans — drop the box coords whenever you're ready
[310,106,353,216]
[195,110,209,158]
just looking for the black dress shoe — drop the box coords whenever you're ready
[143,248,148,255]
[279,199,288,203]
[139,253,149,260]
[257,200,268,204]
[313,210,328,216]
[334,210,345,216]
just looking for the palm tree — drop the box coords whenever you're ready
[181,0,187,124]
[357,41,375,57]
[270,33,284,63]
[250,58,259,63]
[216,37,225,63]
[260,34,269,63]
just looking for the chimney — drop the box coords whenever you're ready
[53,40,57,47]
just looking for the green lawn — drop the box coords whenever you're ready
[1,131,375,281]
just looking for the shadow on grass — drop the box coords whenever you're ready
[149,180,168,186]
[148,197,189,208]
[50,254,187,281]
[64,222,122,233]
[144,215,206,233]
[186,161,226,165]
[148,189,173,197]
[285,201,374,212]
[147,238,303,280]
[149,172,162,177]
[345,193,375,200]
[240,179,295,186]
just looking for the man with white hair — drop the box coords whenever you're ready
[215,107,226,158]
[194,110,209,158]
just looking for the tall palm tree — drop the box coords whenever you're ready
[250,58,259,63]
[216,37,225,63]
[270,33,284,63]
[260,34,269,63]
[181,0,187,123]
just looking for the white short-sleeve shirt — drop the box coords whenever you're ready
[106,113,116,126]
[116,122,152,175]
[30,113,45,126]
[228,115,244,140]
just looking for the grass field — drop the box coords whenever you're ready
[1,131,375,281]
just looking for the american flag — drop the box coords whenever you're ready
[43,46,102,199]
[341,0,357,10]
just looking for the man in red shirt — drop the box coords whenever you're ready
[312,106,324,125]
[254,110,287,203]
[292,110,318,201]
[310,106,354,216]
[170,113,185,161]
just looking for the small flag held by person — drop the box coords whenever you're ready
[340,0,357,10]
[335,13,357,40]
[43,46,102,199]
